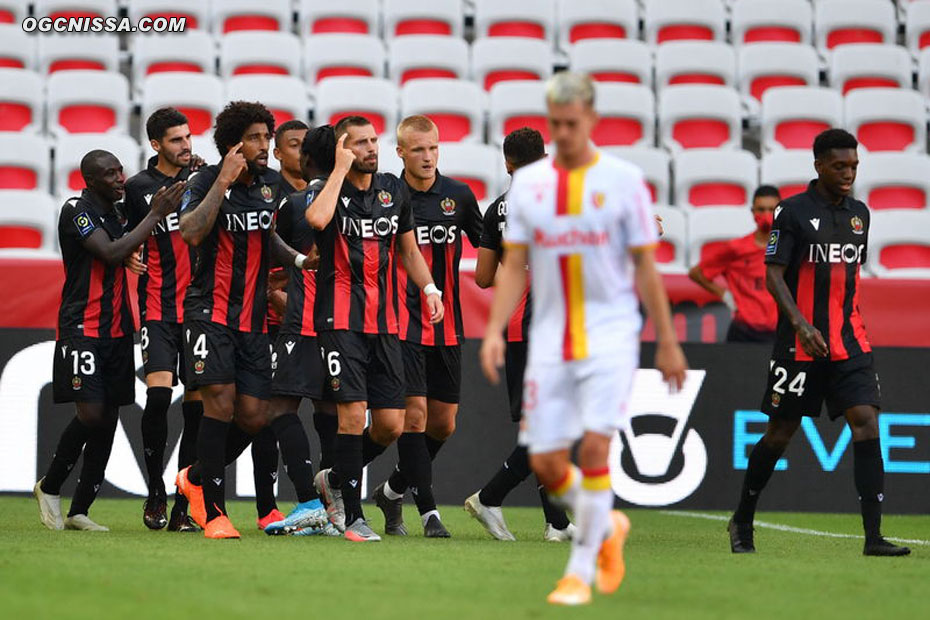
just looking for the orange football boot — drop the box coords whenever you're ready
[596,510,631,595]
[257,509,285,530]
[175,467,207,529]
[204,515,240,540]
[547,575,591,606]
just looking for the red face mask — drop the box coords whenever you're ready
[754,211,774,233]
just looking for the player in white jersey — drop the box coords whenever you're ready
[480,72,688,606]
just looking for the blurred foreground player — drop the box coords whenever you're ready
[465,127,573,542]
[480,73,688,605]
[35,150,182,531]
[727,129,909,557]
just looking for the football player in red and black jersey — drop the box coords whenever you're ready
[369,115,481,538]
[174,102,325,539]
[34,150,183,532]
[306,116,444,542]
[728,129,909,557]
[124,107,203,533]
[464,128,573,542]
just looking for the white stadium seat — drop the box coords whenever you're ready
[47,70,130,136]
[388,35,470,85]
[314,77,399,136]
[471,37,553,92]
[0,24,36,70]
[918,47,930,95]
[400,79,486,142]
[488,80,548,145]
[655,41,736,91]
[377,139,405,176]
[225,75,310,128]
[592,82,655,148]
[605,146,671,204]
[854,152,930,210]
[814,0,897,52]
[737,43,820,103]
[652,204,688,274]
[435,142,502,201]
[674,149,759,208]
[845,88,927,153]
[219,31,302,78]
[644,0,727,46]
[128,0,210,31]
[34,0,116,21]
[193,130,221,166]
[0,133,50,191]
[212,0,292,33]
[906,1,930,55]
[760,150,814,200]
[829,44,913,95]
[299,0,380,36]
[731,0,813,46]
[54,133,141,197]
[658,85,742,152]
[569,39,652,87]
[867,210,930,278]
[761,87,844,151]
[38,34,119,74]
[303,34,385,84]
[141,73,224,137]
[0,0,27,24]
[557,0,639,49]
[131,30,215,86]
[0,68,43,132]
[383,0,463,38]
[686,206,755,268]
[0,190,58,252]
[473,0,555,42]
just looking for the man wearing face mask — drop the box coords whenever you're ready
[688,186,780,343]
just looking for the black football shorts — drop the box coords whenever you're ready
[271,332,330,401]
[401,341,461,403]
[317,330,405,410]
[182,320,271,400]
[53,334,135,406]
[140,320,188,385]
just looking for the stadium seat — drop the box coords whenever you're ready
[0,68,42,132]
[303,34,385,84]
[54,133,141,197]
[377,138,405,175]
[906,2,930,54]
[471,37,553,91]
[226,75,309,128]
[557,0,639,49]
[0,24,35,70]
[731,0,813,46]
[655,42,736,90]
[299,0,380,36]
[644,0,727,45]
[686,206,755,267]
[473,0,555,42]
[651,205,688,273]
[219,31,301,78]
[592,83,655,148]
[829,44,913,95]
[388,35,469,84]
[737,43,820,102]
[38,34,119,74]
[141,73,223,137]
[128,0,209,31]
[569,39,652,87]
[34,0,115,21]
[918,47,930,95]
[314,77,399,136]
[760,87,844,151]
[0,134,50,191]
[658,85,742,152]
[383,0,462,38]
[854,152,930,210]
[212,0,291,33]
[605,146,671,204]
[47,70,129,136]
[488,80,548,145]
[814,0,897,52]
[845,88,927,153]
[0,190,57,251]
[400,79,486,142]
[131,30,215,84]
[435,142,502,200]
[194,130,221,165]
[674,149,759,208]
[760,150,814,199]
[0,0,26,24]
[867,210,930,278]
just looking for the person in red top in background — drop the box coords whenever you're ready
[688,186,781,343]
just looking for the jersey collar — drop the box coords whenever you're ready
[806,179,851,210]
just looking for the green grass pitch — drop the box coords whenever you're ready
[1,497,927,619]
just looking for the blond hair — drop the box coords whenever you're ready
[396,114,438,146]
[545,72,595,107]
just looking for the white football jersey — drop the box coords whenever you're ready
[504,151,658,363]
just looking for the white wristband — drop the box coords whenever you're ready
[294,253,307,268]
[423,283,441,299]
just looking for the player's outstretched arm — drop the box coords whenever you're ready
[633,247,687,391]
[180,142,246,246]
[398,231,444,324]
[305,134,354,231]
[480,244,528,384]
[269,232,313,270]
[474,247,500,289]
[766,263,828,358]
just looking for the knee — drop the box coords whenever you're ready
[529,454,564,488]
[577,434,611,469]
[847,409,880,441]
[371,419,403,445]
[426,418,455,441]
[403,405,427,433]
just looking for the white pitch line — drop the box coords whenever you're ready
[660,510,930,547]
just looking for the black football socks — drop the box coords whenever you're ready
[479,444,531,507]
[271,413,319,503]
[397,432,436,515]
[853,438,884,542]
[335,433,364,524]
[173,400,203,512]
[313,410,337,471]
[733,439,783,524]
[41,416,91,495]
[141,386,172,498]
[251,427,279,518]
[198,417,230,522]
[68,419,117,517]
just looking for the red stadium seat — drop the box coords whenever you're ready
[472,38,552,92]
[220,32,301,78]
[315,77,399,137]
[0,191,59,252]
[761,151,813,200]
[656,42,735,90]
[437,143,501,201]
[645,0,725,45]
[855,153,930,210]
[675,149,758,208]
[47,70,129,136]
[474,0,553,42]
[129,2,208,30]
[761,87,843,151]
[867,211,930,277]
[300,0,379,35]
[847,88,927,153]
[38,35,118,74]
[304,34,385,84]
[570,40,652,87]
[592,83,654,148]
[213,0,290,33]
[607,146,671,204]
[400,79,486,143]
[738,43,820,103]
[388,36,468,85]
[830,45,911,96]
[140,73,223,137]
[815,0,896,52]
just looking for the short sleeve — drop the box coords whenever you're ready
[860,207,870,264]
[623,176,659,252]
[459,186,483,248]
[68,207,99,241]
[503,173,530,247]
[276,195,294,245]
[479,198,503,251]
[122,183,146,231]
[699,240,735,280]
[765,203,797,265]
[180,168,213,215]
[396,181,415,234]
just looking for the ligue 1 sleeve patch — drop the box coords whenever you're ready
[73,212,96,238]
[180,187,192,211]
[765,230,779,256]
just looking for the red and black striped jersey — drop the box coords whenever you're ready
[267,177,299,330]
[57,190,134,339]
[396,172,482,346]
[766,180,872,362]
[181,164,282,333]
[277,177,325,337]
[480,191,532,343]
[124,155,194,324]
[314,172,414,334]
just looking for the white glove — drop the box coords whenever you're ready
[721,290,737,312]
